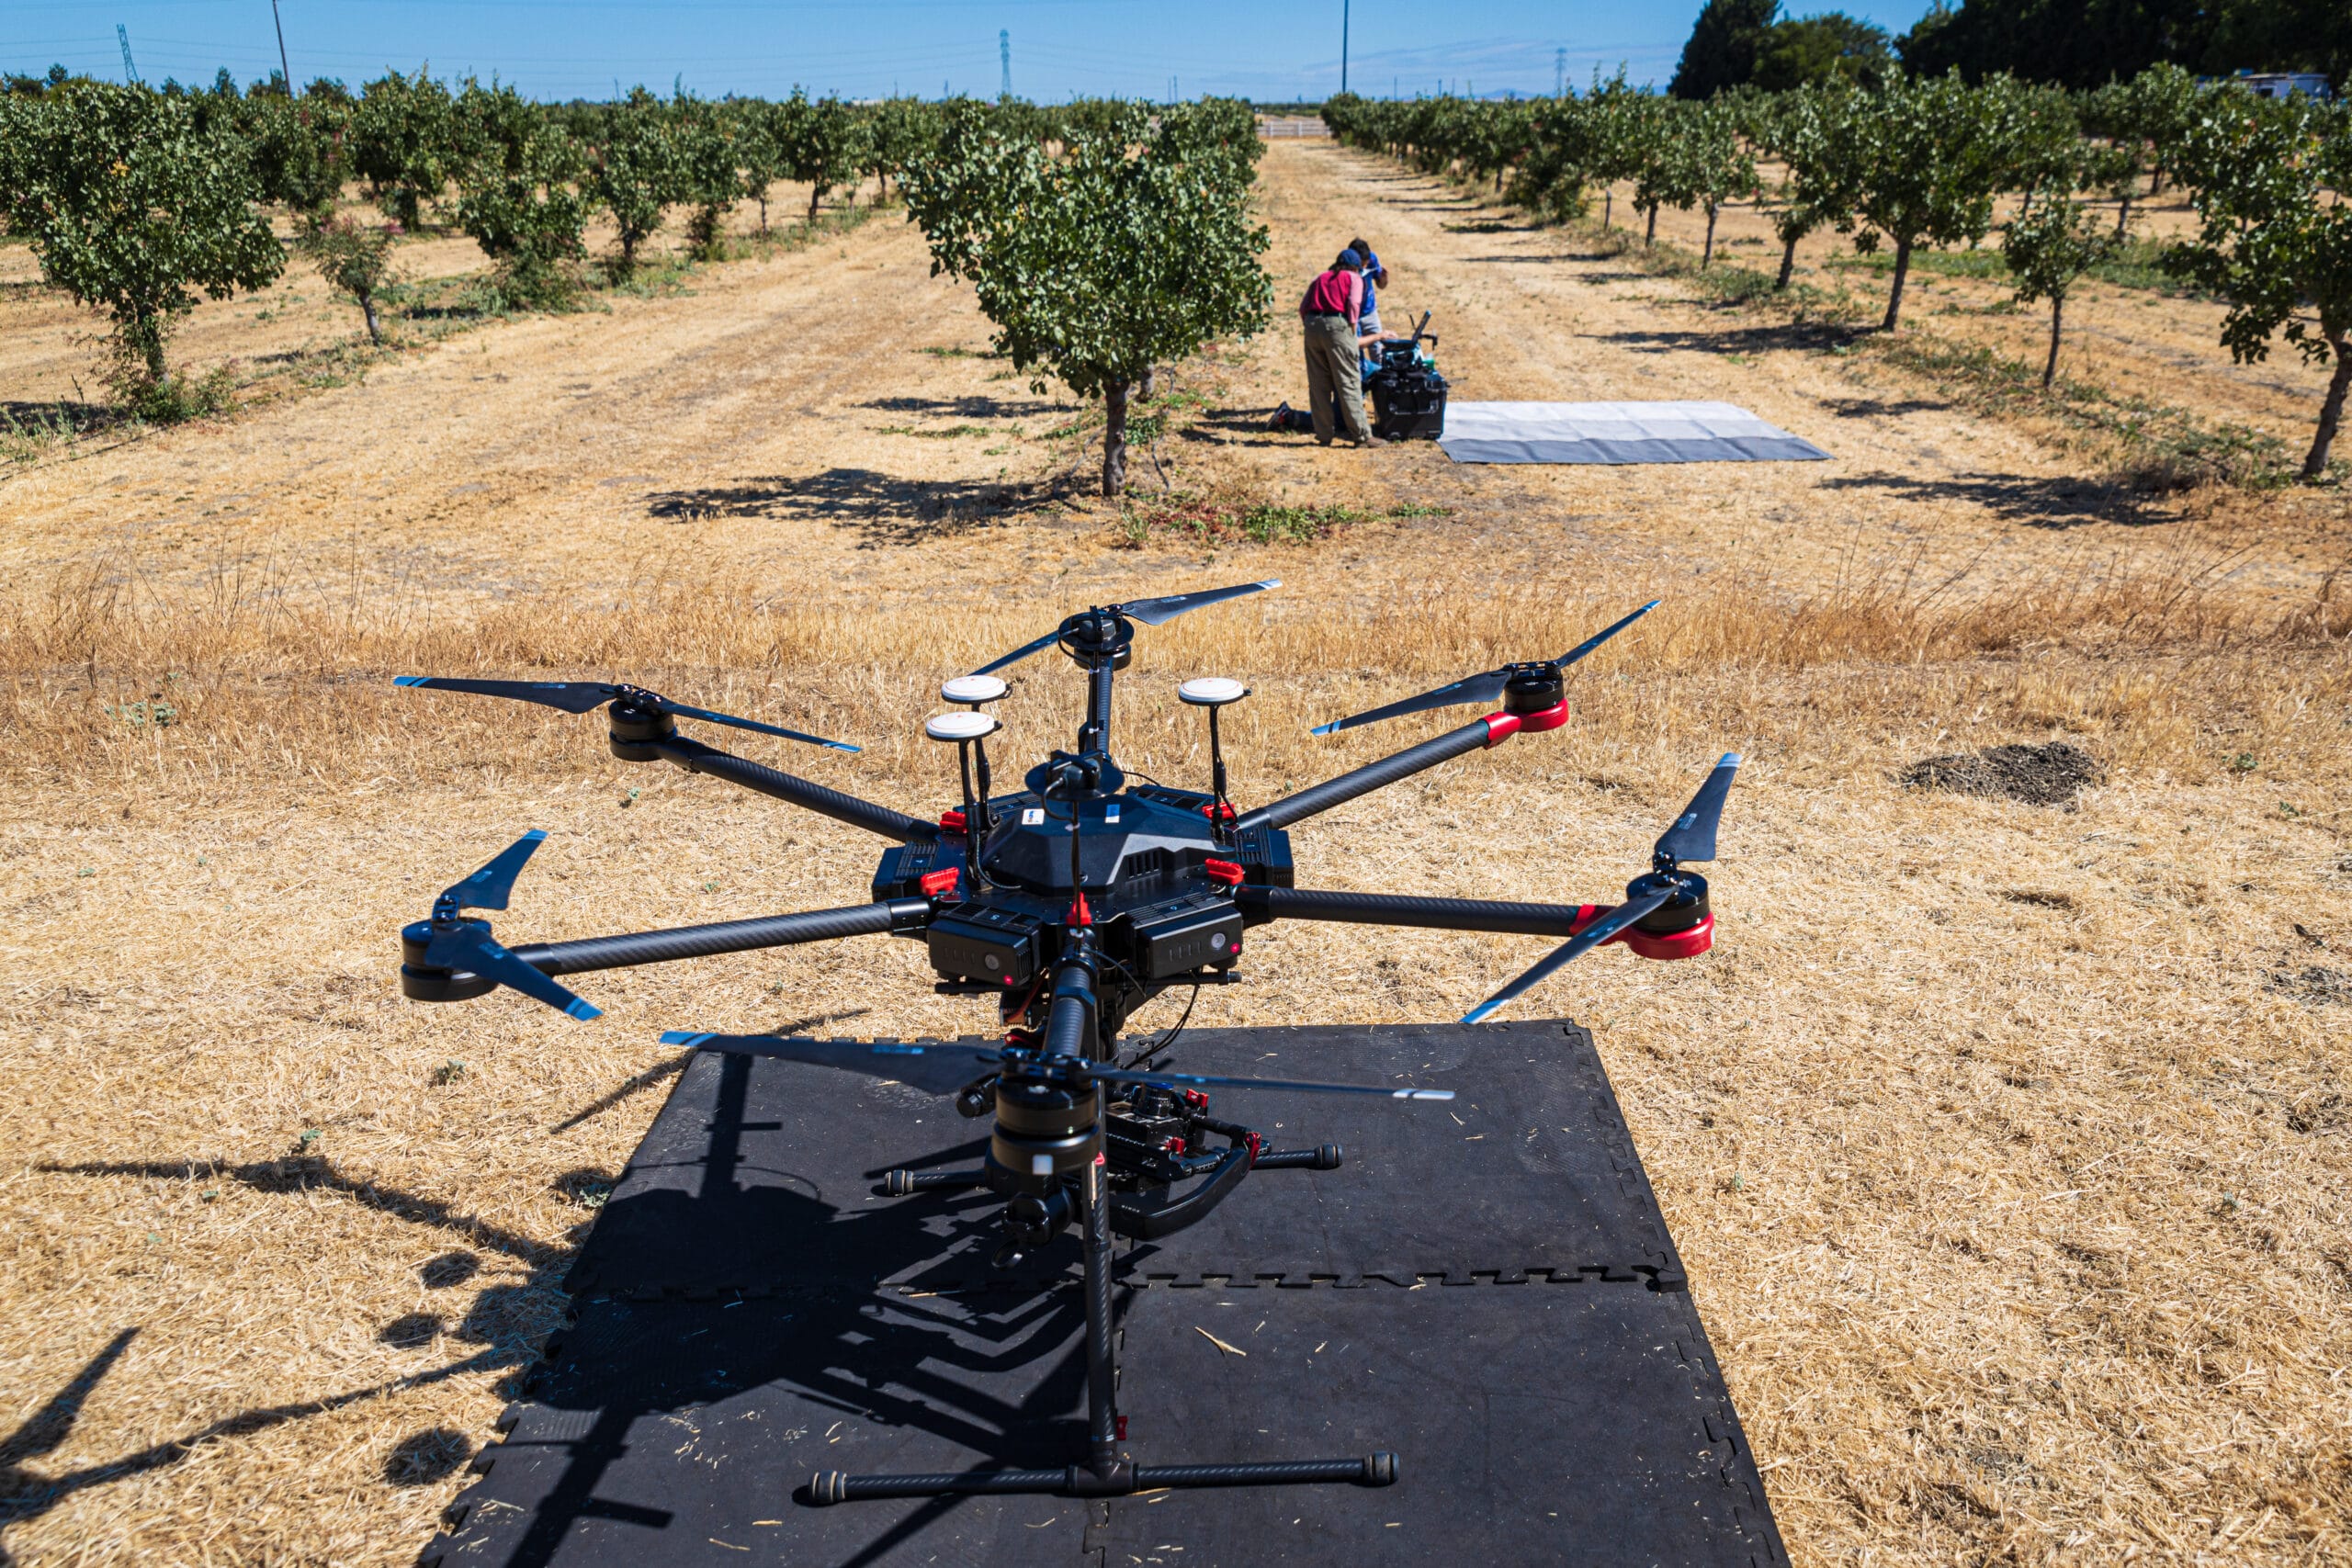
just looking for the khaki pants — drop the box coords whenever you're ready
[1302,314,1372,444]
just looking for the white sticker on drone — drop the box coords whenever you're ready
[1022,807,1046,825]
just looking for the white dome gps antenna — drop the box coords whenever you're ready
[942,673,1009,708]
[924,709,1002,891]
[1179,678,1250,839]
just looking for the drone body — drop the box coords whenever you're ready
[390,581,1736,1506]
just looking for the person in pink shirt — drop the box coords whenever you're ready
[1295,249,1384,447]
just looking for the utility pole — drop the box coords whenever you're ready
[118,23,141,84]
[1000,29,1011,99]
[1340,0,1350,95]
[1555,48,1566,97]
[267,0,292,93]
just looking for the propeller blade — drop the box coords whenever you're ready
[441,829,547,913]
[654,701,860,753]
[1309,600,1661,737]
[1553,599,1661,669]
[1091,1065,1453,1100]
[1655,753,1741,866]
[1459,884,1679,1025]
[969,626,1069,678]
[1118,579,1281,627]
[661,1032,1002,1094]
[428,924,601,1021]
[394,676,618,714]
[1309,668,1509,736]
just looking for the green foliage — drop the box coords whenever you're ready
[767,88,870,220]
[2003,182,2120,385]
[298,214,399,344]
[860,97,936,198]
[0,83,283,401]
[351,69,458,229]
[456,112,591,308]
[2162,87,2352,477]
[1841,71,2030,329]
[1671,0,1781,99]
[673,98,742,259]
[1899,0,2346,96]
[1753,14,1895,91]
[901,100,1270,497]
[587,89,682,275]
[240,89,347,217]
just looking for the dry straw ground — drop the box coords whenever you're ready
[2,141,2348,1565]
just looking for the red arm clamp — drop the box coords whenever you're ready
[1480,699,1570,748]
[1566,901,1714,960]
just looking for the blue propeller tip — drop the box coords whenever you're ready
[661,1031,713,1046]
[1309,721,1340,737]
[394,675,427,687]
[830,741,863,753]
[1461,1002,1499,1025]
[565,998,603,1021]
[522,829,548,842]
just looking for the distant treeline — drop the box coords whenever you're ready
[1668,0,2346,98]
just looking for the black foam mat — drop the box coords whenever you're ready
[421,1021,1784,1567]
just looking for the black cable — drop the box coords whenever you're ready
[1122,981,1200,1068]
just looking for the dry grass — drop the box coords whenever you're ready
[1,141,2349,1568]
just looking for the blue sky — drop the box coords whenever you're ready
[12,0,1938,103]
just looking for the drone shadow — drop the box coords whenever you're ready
[1593,321,1865,355]
[645,471,1042,547]
[8,1154,569,1561]
[854,394,1060,420]
[476,1053,1106,1567]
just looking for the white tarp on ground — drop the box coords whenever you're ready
[1438,400,1831,465]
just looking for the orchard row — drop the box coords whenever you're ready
[1323,70,2352,477]
[0,78,1270,493]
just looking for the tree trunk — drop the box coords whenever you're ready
[1777,232,1798,288]
[1603,189,1612,229]
[1702,203,1718,268]
[361,291,383,345]
[757,194,768,235]
[2149,166,2163,197]
[1644,202,1657,248]
[2302,335,2350,480]
[808,184,822,222]
[1138,366,1160,399]
[2113,186,2132,241]
[1102,379,1130,498]
[2043,291,2064,389]
[1881,235,1914,332]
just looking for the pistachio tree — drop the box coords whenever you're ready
[1753,81,1864,288]
[770,89,868,220]
[588,88,681,275]
[900,100,1270,497]
[298,214,398,343]
[457,118,591,306]
[2003,176,2119,388]
[2164,89,2352,479]
[351,68,458,228]
[0,83,283,400]
[1842,71,2027,331]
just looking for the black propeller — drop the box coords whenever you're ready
[394,677,858,751]
[658,1031,1453,1101]
[1461,751,1740,1024]
[1310,599,1659,736]
[410,831,602,1021]
[970,581,1281,676]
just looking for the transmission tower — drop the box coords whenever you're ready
[1555,48,1566,97]
[117,23,141,84]
[1000,30,1012,98]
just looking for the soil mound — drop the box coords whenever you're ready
[1901,741,2104,807]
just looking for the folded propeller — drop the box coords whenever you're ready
[1462,751,1740,1024]
[402,830,601,1020]
[394,677,859,752]
[659,1031,1453,1102]
[1310,599,1660,736]
[971,581,1282,676]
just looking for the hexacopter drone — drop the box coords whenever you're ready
[394,581,1737,1507]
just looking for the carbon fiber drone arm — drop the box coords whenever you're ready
[649,733,939,843]
[1235,886,1604,938]
[509,898,933,977]
[1231,717,1497,835]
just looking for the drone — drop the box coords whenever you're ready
[394,581,1739,1507]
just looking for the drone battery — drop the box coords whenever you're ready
[927,904,1046,987]
[1127,892,1245,980]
